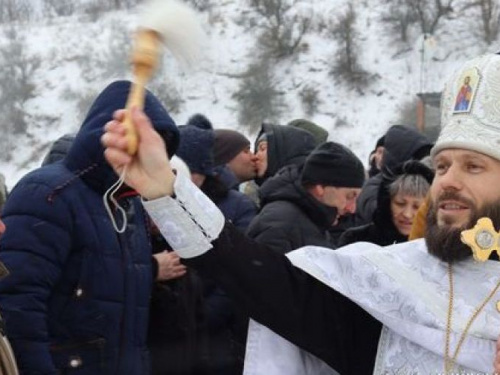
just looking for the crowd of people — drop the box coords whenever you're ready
[0,52,500,374]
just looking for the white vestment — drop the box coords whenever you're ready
[141,176,500,375]
[244,240,500,375]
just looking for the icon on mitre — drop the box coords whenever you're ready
[453,68,479,114]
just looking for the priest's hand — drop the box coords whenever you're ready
[101,108,175,200]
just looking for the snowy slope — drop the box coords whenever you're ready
[0,0,496,188]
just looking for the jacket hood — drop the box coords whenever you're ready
[64,80,179,194]
[255,123,316,185]
[382,125,433,172]
[259,165,338,229]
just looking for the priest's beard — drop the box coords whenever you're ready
[425,193,500,263]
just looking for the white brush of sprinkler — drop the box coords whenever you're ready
[123,0,205,154]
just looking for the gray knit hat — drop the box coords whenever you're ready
[432,54,500,161]
[287,119,328,146]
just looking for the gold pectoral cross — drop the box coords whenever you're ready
[461,217,500,262]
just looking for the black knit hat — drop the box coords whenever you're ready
[213,129,250,166]
[301,142,365,188]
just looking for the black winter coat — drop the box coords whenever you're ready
[246,165,338,254]
[0,81,179,375]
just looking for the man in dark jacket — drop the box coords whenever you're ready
[0,81,179,374]
[40,132,196,375]
[213,129,257,190]
[355,124,433,225]
[177,116,257,231]
[246,142,365,254]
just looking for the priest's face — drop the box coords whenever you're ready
[425,149,500,262]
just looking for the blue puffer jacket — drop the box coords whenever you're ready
[0,81,179,374]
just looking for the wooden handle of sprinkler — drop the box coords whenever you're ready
[123,80,146,155]
[123,30,162,155]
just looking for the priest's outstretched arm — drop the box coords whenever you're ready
[101,108,382,375]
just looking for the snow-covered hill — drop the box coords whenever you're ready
[0,0,496,189]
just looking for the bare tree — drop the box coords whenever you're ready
[43,0,76,17]
[379,0,417,44]
[149,80,184,115]
[115,0,144,9]
[0,28,40,160]
[462,0,500,44]
[299,85,321,117]
[81,1,112,21]
[101,21,131,79]
[249,0,311,59]
[106,0,134,10]
[233,58,287,133]
[0,0,33,23]
[61,87,100,122]
[328,4,372,91]
[182,0,213,12]
[411,0,454,34]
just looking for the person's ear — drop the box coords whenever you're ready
[310,184,325,199]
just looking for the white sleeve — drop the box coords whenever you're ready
[142,174,225,258]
